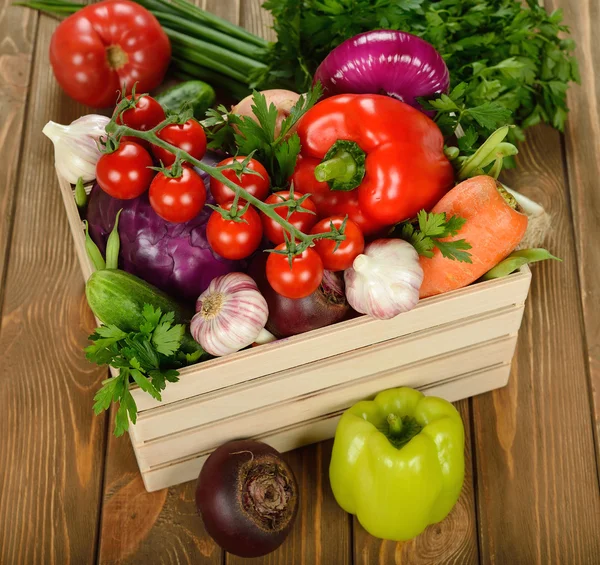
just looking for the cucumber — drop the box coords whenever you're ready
[85,269,201,354]
[155,80,216,120]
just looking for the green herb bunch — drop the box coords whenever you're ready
[257,0,579,148]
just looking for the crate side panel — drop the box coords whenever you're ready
[135,338,516,468]
[57,172,94,282]
[138,364,511,492]
[133,304,524,441]
[132,269,530,411]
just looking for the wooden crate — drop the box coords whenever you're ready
[57,173,532,492]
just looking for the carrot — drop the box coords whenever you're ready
[419,175,528,298]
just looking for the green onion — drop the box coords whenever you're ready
[166,0,266,48]
[169,38,250,83]
[153,11,264,60]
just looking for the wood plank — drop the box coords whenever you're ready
[353,400,479,565]
[0,0,37,306]
[226,441,352,565]
[97,418,223,564]
[546,0,600,477]
[0,13,108,565]
[96,1,263,562]
[472,124,600,563]
[134,334,518,448]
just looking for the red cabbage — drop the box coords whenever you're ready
[87,154,243,302]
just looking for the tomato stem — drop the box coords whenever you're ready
[106,44,129,71]
[315,140,366,192]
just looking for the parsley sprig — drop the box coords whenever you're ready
[87,304,196,436]
[203,84,322,187]
[400,211,473,263]
[419,82,513,146]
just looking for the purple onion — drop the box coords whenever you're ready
[313,30,450,113]
[87,152,244,303]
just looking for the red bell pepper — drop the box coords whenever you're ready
[293,94,454,229]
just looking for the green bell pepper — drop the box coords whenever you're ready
[329,387,465,541]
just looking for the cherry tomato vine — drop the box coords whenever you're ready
[104,95,346,258]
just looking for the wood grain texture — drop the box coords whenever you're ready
[226,441,351,565]
[352,400,479,565]
[98,419,222,565]
[546,0,600,476]
[472,125,600,564]
[0,13,108,565]
[0,0,37,307]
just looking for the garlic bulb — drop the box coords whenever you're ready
[344,239,423,320]
[43,114,110,184]
[190,273,269,356]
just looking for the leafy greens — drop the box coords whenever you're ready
[255,0,579,148]
[87,304,196,436]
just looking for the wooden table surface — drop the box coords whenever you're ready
[1,0,600,563]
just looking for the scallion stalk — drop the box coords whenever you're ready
[153,11,264,60]
[167,0,267,48]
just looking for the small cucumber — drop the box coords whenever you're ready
[85,269,201,354]
[156,80,216,120]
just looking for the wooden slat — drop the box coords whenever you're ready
[133,333,518,448]
[0,0,37,305]
[472,124,600,563]
[131,269,530,411]
[136,359,513,470]
[97,418,223,565]
[0,13,108,565]
[225,441,352,565]
[353,400,479,565]
[546,0,600,477]
[133,303,525,441]
[138,363,512,492]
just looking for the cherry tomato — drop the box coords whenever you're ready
[266,245,324,299]
[152,119,207,166]
[261,190,318,245]
[49,0,170,108]
[96,141,154,199]
[310,216,365,271]
[210,157,270,204]
[149,166,207,223]
[116,94,166,147]
[116,94,165,131]
[206,203,263,260]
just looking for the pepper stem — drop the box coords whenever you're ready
[314,140,366,192]
[387,413,403,436]
[315,151,357,183]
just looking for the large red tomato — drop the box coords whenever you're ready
[49,0,171,108]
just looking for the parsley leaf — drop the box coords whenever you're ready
[87,303,190,436]
[203,85,321,188]
[399,211,472,263]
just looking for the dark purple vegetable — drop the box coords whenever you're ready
[248,253,349,338]
[196,440,298,558]
[313,30,449,112]
[87,153,243,302]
